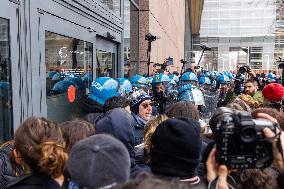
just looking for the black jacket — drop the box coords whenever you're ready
[7,174,61,189]
[95,108,151,177]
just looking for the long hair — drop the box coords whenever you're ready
[14,117,67,178]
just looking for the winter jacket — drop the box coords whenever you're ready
[131,113,147,146]
[7,174,61,189]
[0,142,25,189]
[252,90,264,105]
[95,108,151,178]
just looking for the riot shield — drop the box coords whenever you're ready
[201,89,219,119]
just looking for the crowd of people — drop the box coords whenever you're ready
[1,65,284,189]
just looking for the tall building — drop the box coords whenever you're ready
[123,0,189,76]
[193,0,280,73]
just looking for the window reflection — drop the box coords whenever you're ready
[96,50,114,77]
[0,17,13,143]
[45,31,93,122]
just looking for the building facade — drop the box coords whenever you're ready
[193,0,281,73]
[0,0,195,143]
[133,0,187,75]
[0,0,135,142]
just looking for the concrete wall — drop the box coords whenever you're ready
[139,0,185,74]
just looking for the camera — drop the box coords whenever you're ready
[239,66,250,74]
[145,33,159,42]
[209,107,276,169]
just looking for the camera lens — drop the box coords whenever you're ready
[240,127,257,143]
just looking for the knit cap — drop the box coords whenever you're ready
[66,134,130,189]
[130,94,151,115]
[262,83,284,102]
[150,117,202,179]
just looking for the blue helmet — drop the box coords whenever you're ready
[217,74,230,84]
[152,74,170,83]
[52,80,76,94]
[130,75,147,86]
[180,72,198,82]
[169,74,179,83]
[199,77,211,85]
[64,76,84,90]
[268,72,277,80]
[116,78,132,95]
[88,77,121,106]
[177,84,205,106]
[47,71,58,79]
[52,73,65,81]
[205,72,211,78]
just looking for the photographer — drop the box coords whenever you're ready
[205,109,284,189]
[234,66,260,95]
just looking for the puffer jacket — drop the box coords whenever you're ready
[0,141,26,189]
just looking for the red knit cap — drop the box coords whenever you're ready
[262,83,284,102]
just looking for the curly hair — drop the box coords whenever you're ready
[14,117,67,178]
[143,115,168,163]
[251,108,284,130]
[235,169,277,189]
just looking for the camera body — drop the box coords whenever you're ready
[145,33,157,42]
[239,66,250,74]
[210,107,276,169]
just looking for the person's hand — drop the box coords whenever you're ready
[206,148,218,182]
[248,68,256,78]
[218,165,230,189]
[206,148,229,189]
[263,127,284,173]
[257,113,284,173]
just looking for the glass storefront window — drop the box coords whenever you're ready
[96,50,115,77]
[99,0,121,17]
[0,17,13,143]
[45,31,93,123]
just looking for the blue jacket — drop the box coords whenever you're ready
[95,108,151,178]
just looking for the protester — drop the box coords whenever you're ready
[143,114,168,163]
[243,78,264,105]
[0,141,27,189]
[59,119,96,153]
[149,117,207,188]
[84,96,131,125]
[65,134,130,189]
[262,83,284,111]
[130,94,153,146]
[251,108,284,130]
[95,108,151,177]
[115,172,192,189]
[166,101,200,120]
[7,117,68,189]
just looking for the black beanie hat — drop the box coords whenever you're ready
[150,117,202,179]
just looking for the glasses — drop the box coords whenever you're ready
[141,102,153,109]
